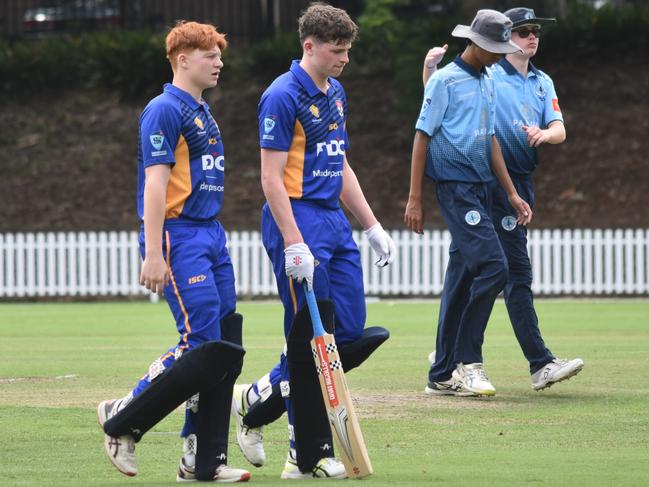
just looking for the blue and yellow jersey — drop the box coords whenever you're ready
[416,56,496,183]
[137,83,225,222]
[258,60,349,209]
[490,59,563,176]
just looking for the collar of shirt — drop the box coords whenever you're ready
[289,60,329,97]
[164,83,205,110]
[453,55,487,78]
[498,58,539,78]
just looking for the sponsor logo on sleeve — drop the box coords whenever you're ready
[150,133,165,150]
[263,116,277,140]
[552,98,561,113]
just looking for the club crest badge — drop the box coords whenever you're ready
[501,215,517,231]
[465,210,481,226]
[264,117,276,134]
[194,117,204,130]
[335,99,344,118]
[309,104,320,118]
[149,133,164,150]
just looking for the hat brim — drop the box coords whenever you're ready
[452,24,522,54]
[512,17,555,29]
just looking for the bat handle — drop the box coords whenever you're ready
[302,282,326,337]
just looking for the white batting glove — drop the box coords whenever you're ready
[284,243,315,289]
[364,223,396,267]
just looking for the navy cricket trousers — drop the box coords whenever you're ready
[428,181,508,383]
[491,176,554,373]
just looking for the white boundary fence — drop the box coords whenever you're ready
[0,229,648,299]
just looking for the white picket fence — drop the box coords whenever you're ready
[0,229,648,299]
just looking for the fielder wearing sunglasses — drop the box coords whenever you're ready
[514,26,541,38]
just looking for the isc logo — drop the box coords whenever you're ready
[316,140,345,156]
[201,154,225,171]
[188,274,207,285]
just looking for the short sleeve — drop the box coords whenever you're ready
[140,101,182,168]
[258,87,297,151]
[542,76,564,128]
[415,73,449,136]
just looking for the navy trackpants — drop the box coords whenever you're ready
[491,176,554,374]
[428,181,508,383]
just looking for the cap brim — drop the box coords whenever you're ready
[512,17,555,28]
[452,24,522,54]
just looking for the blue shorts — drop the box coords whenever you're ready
[261,200,365,344]
[139,219,236,352]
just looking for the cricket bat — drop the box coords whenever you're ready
[302,282,373,478]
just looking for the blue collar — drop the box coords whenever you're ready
[498,58,539,77]
[453,55,486,78]
[164,83,202,110]
[290,60,328,97]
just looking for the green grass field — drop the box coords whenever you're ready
[1,299,648,486]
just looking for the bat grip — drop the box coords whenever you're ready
[302,282,326,338]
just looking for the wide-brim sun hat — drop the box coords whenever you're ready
[452,9,522,54]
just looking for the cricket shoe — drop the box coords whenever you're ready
[177,462,251,483]
[97,398,137,476]
[176,434,197,482]
[280,451,347,479]
[424,377,478,397]
[231,384,265,467]
[532,358,584,391]
[452,363,496,396]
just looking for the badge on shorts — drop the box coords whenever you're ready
[501,215,517,231]
[465,210,481,226]
[150,134,164,150]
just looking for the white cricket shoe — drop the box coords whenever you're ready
[97,398,137,477]
[231,384,265,467]
[424,377,478,397]
[177,462,251,483]
[452,363,496,396]
[532,358,584,391]
[176,434,197,482]
[280,451,347,480]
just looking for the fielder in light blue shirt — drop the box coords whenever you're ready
[406,9,532,398]
[421,8,584,393]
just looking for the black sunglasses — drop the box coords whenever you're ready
[514,27,541,38]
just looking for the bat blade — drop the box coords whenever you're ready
[311,332,373,478]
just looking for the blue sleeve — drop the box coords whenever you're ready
[415,73,449,136]
[140,100,182,168]
[258,86,296,151]
[542,76,564,128]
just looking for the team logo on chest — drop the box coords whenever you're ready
[194,117,204,130]
[335,99,344,118]
[309,104,320,118]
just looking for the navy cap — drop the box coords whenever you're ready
[504,7,556,29]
